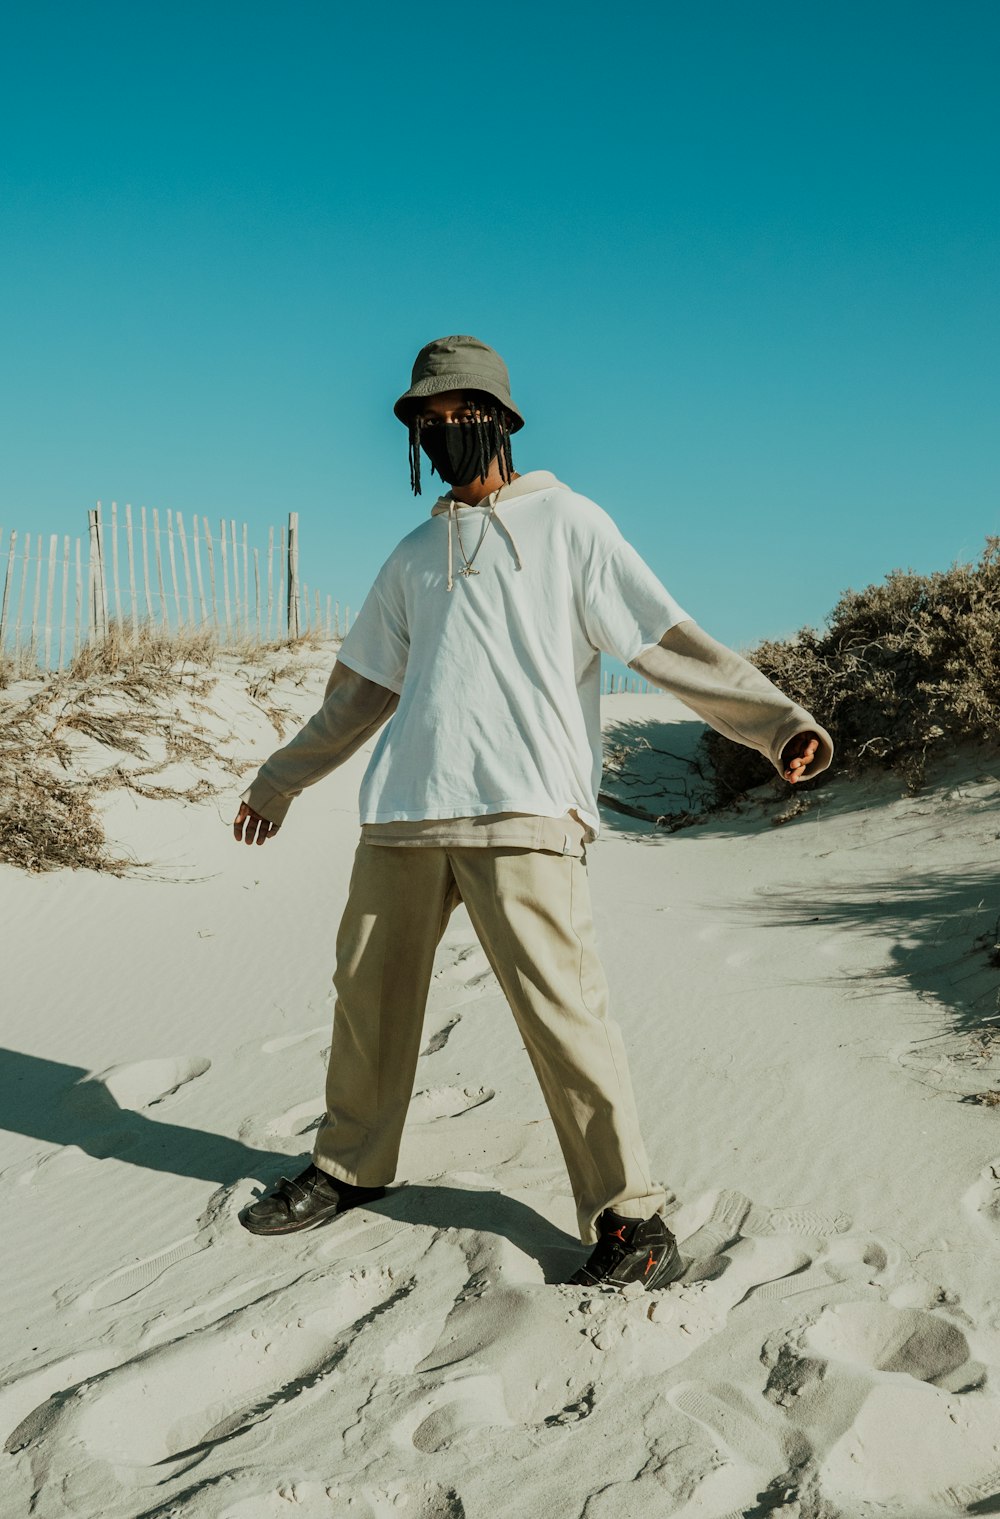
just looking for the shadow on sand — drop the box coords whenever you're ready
[0,1047,584,1273]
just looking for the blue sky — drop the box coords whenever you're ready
[1,1,997,651]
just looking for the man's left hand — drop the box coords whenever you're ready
[781,731,821,783]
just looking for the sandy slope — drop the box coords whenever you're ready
[2,646,1000,1518]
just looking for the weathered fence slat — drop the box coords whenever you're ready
[219,518,232,637]
[59,535,70,669]
[110,501,122,627]
[152,507,168,627]
[241,523,249,637]
[74,537,83,658]
[125,504,138,638]
[86,515,99,644]
[279,522,287,638]
[140,505,153,623]
[166,509,182,629]
[203,518,217,629]
[266,525,274,640]
[44,533,57,668]
[0,529,15,654]
[177,511,194,630]
[192,515,207,626]
[229,519,241,634]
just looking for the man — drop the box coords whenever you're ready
[233,335,833,1291]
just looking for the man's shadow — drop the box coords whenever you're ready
[0,1045,291,1187]
[0,1047,583,1280]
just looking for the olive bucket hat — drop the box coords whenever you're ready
[393,335,525,432]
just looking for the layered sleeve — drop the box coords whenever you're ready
[629,620,833,781]
[239,663,399,826]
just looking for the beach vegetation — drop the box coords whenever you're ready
[702,535,1000,808]
[0,619,333,873]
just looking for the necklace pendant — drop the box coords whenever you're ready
[459,565,480,576]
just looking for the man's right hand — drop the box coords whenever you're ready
[233,803,281,845]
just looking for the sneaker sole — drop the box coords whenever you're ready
[239,1205,345,1236]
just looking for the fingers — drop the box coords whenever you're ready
[232,803,280,844]
[783,736,819,782]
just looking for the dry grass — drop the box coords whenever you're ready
[0,621,337,874]
[700,535,1000,808]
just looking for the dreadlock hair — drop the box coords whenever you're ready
[407,391,515,496]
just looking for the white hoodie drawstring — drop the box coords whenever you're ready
[445,489,522,591]
[447,500,456,592]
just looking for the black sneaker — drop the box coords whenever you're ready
[568,1208,684,1289]
[239,1163,386,1236]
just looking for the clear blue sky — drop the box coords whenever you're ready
[2,1,997,650]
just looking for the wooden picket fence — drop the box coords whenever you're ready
[0,503,350,673]
[601,671,657,695]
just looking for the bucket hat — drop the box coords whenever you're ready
[393,335,525,432]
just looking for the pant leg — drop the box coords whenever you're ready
[312,842,462,1187]
[449,846,671,1244]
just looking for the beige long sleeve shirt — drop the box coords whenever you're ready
[239,620,833,846]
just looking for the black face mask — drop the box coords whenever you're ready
[419,420,500,486]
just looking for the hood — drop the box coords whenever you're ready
[429,470,569,592]
[428,469,567,517]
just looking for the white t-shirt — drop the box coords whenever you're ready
[336,471,689,836]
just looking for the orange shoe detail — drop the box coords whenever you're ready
[610,1225,628,1242]
[643,1250,657,1275]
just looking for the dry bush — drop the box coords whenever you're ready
[66,619,221,680]
[0,623,336,873]
[701,535,1000,807]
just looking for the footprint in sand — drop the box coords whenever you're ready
[682,1236,814,1307]
[433,942,496,997]
[72,1055,211,1113]
[7,1265,408,1470]
[743,1199,852,1239]
[211,1476,467,1519]
[315,1218,405,1266]
[818,1381,1000,1510]
[668,1378,808,1476]
[579,1442,758,1519]
[421,1013,462,1057]
[69,1233,209,1313]
[265,1100,323,1139]
[543,1382,596,1426]
[803,1300,985,1390]
[747,1233,897,1306]
[675,1186,849,1261]
[394,1373,512,1454]
[260,1024,328,1055]
[408,1086,495,1122]
[964,1157,1000,1243]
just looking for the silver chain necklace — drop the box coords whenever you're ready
[453,498,497,577]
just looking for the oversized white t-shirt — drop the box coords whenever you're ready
[336,471,689,836]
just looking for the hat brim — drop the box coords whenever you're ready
[393,375,525,433]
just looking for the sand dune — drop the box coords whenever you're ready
[2,647,999,1518]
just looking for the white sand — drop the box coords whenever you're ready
[2,646,1000,1518]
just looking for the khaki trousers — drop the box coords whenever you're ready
[312,842,669,1244]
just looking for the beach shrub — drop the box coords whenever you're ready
[0,628,335,872]
[701,535,1000,805]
